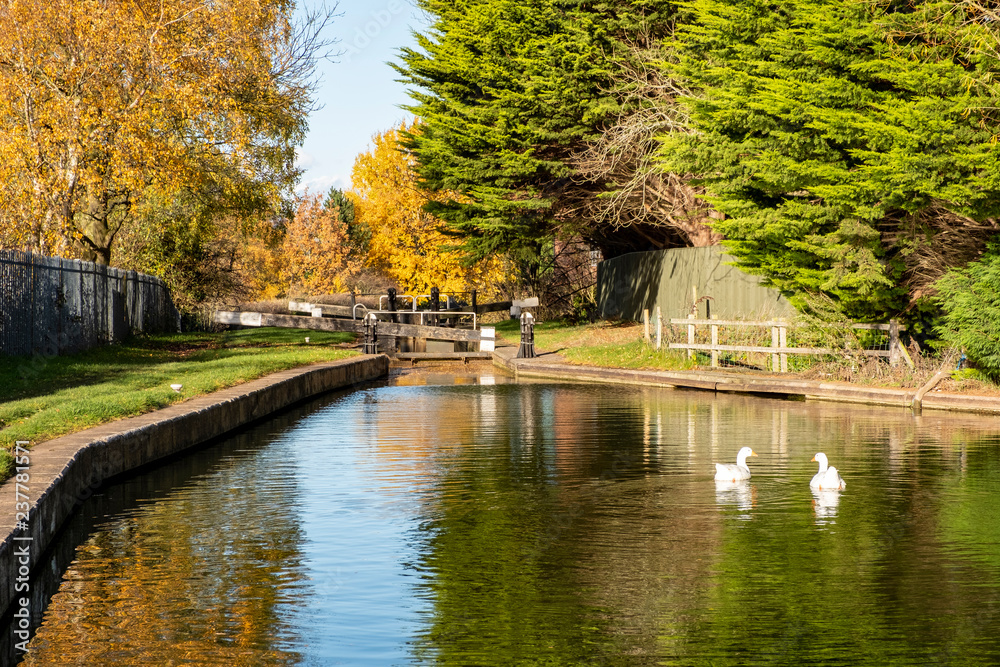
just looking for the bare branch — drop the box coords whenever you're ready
[567,41,722,250]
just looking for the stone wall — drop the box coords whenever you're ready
[0,355,389,622]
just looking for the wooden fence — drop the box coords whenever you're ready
[0,250,179,357]
[641,311,913,372]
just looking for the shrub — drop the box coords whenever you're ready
[935,245,1000,378]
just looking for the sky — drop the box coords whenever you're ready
[294,0,431,196]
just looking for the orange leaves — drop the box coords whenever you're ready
[281,193,361,297]
[0,0,315,262]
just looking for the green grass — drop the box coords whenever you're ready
[0,327,358,478]
[561,339,698,369]
[495,319,697,371]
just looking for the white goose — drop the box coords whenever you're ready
[810,452,846,490]
[715,446,757,482]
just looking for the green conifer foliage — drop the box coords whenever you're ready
[395,0,672,266]
[325,187,369,255]
[662,0,1000,320]
[935,241,1000,377]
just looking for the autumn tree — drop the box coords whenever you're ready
[281,192,362,297]
[113,188,285,308]
[0,0,335,264]
[350,122,507,296]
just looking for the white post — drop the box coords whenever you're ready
[480,327,496,352]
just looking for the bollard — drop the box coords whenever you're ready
[363,313,379,354]
[430,286,440,327]
[517,311,536,359]
[387,287,397,323]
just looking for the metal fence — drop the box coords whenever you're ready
[0,250,180,357]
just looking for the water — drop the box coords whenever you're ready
[10,368,1000,665]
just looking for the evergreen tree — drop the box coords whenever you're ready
[395,0,672,271]
[661,0,1000,320]
[325,187,369,256]
[935,238,1000,377]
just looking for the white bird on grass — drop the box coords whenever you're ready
[810,452,846,490]
[715,446,757,482]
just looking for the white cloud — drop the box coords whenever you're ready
[295,147,317,170]
[296,173,351,195]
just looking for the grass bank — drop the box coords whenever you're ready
[0,328,358,477]
[494,318,1000,396]
[494,319,697,370]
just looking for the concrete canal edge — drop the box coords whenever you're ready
[492,347,1000,415]
[0,354,389,619]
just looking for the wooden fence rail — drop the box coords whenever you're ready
[664,316,913,372]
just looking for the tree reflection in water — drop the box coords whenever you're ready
[13,374,1000,666]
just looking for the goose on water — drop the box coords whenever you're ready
[715,447,757,482]
[810,452,846,490]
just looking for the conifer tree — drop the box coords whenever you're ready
[395,0,673,269]
[661,0,1000,320]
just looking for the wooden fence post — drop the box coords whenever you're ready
[711,315,719,368]
[644,309,650,345]
[779,319,788,373]
[656,307,662,350]
[687,313,695,359]
[889,319,901,367]
[771,322,779,371]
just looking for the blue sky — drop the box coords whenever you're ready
[295,0,431,195]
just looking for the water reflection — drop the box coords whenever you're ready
[18,417,312,666]
[811,487,842,525]
[715,480,756,518]
[10,375,1000,665]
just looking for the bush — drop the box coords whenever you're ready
[935,245,1000,378]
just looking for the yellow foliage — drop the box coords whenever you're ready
[235,219,288,303]
[350,121,509,298]
[0,0,312,263]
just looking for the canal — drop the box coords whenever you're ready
[9,367,1000,665]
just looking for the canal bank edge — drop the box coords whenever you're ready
[0,355,389,618]
[492,347,1000,414]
